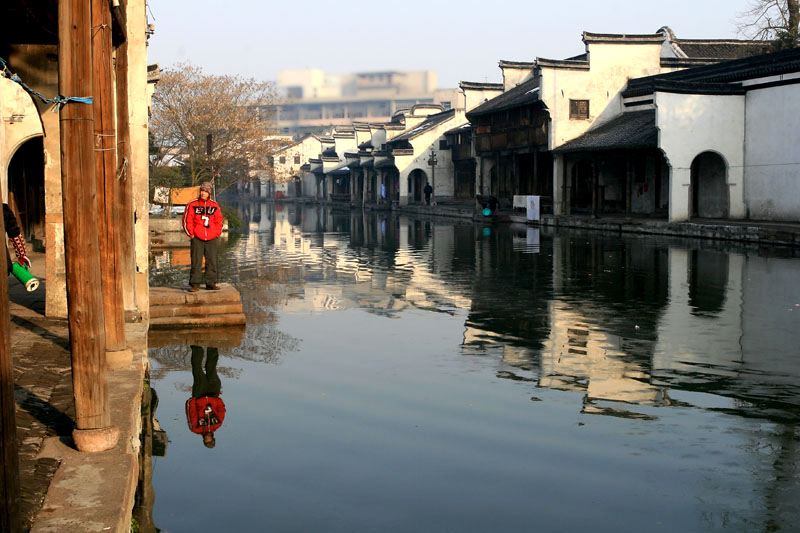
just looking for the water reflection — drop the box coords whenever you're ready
[144,202,800,531]
[186,346,226,449]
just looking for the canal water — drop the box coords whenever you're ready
[141,204,800,532]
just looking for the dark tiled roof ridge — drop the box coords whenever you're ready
[624,47,800,96]
[466,77,543,118]
[387,109,457,142]
[554,110,657,153]
[460,81,504,90]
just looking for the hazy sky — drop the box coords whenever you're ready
[147,0,756,88]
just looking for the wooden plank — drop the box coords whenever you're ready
[59,0,111,430]
[0,198,21,532]
[115,36,136,312]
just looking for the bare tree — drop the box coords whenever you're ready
[150,63,285,193]
[738,0,800,50]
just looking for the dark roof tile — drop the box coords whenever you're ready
[554,111,657,153]
[466,78,543,118]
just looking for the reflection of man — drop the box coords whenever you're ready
[185,346,226,448]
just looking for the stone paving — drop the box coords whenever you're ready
[7,249,147,532]
[8,267,75,531]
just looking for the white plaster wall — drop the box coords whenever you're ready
[462,87,504,112]
[541,42,663,151]
[395,111,468,202]
[655,92,746,222]
[501,66,534,91]
[1,80,44,197]
[744,84,800,221]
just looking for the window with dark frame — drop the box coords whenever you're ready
[439,140,448,150]
[294,154,301,164]
[570,99,589,120]
[279,155,286,164]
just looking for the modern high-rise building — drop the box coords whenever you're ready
[263,69,460,136]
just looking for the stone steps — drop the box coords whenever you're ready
[149,313,246,329]
[149,283,246,330]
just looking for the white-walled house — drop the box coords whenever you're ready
[464,27,769,209]
[556,47,800,222]
[256,134,321,198]
[385,108,468,205]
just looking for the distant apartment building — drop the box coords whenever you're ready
[264,69,460,135]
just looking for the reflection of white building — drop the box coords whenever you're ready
[542,302,665,407]
[654,248,745,377]
[243,208,474,318]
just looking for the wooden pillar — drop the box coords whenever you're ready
[0,213,21,532]
[59,0,119,451]
[115,36,136,315]
[591,158,598,218]
[626,155,632,218]
[92,0,128,358]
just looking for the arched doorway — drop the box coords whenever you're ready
[408,168,427,204]
[7,136,45,250]
[690,152,728,219]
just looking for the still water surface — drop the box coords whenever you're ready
[144,204,800,532]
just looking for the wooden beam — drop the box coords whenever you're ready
[59,0,116,441]
[0,206,21,533]
[115,36,136,312]
[92,0,127,353]
[111,0,127,45]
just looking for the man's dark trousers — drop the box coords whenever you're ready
[190,236,218,286]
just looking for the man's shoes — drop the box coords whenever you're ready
[206,284,221,290]
[189,285,200,292]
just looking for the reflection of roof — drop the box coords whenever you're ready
[554,110,656,153]
[466,78,543,118]
[388,110,456,143]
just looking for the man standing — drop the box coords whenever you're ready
[423,182,433,205]
[182,182,223,291]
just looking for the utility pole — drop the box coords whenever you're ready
[0,206,21,532]
[427,148,438,205]
[59,0,119,452]
[92,0,130,366]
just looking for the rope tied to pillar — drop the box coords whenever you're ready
[0,56,93,112]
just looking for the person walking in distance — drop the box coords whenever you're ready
[182,182,224,291]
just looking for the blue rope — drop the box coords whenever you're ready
[1,56,93,111]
